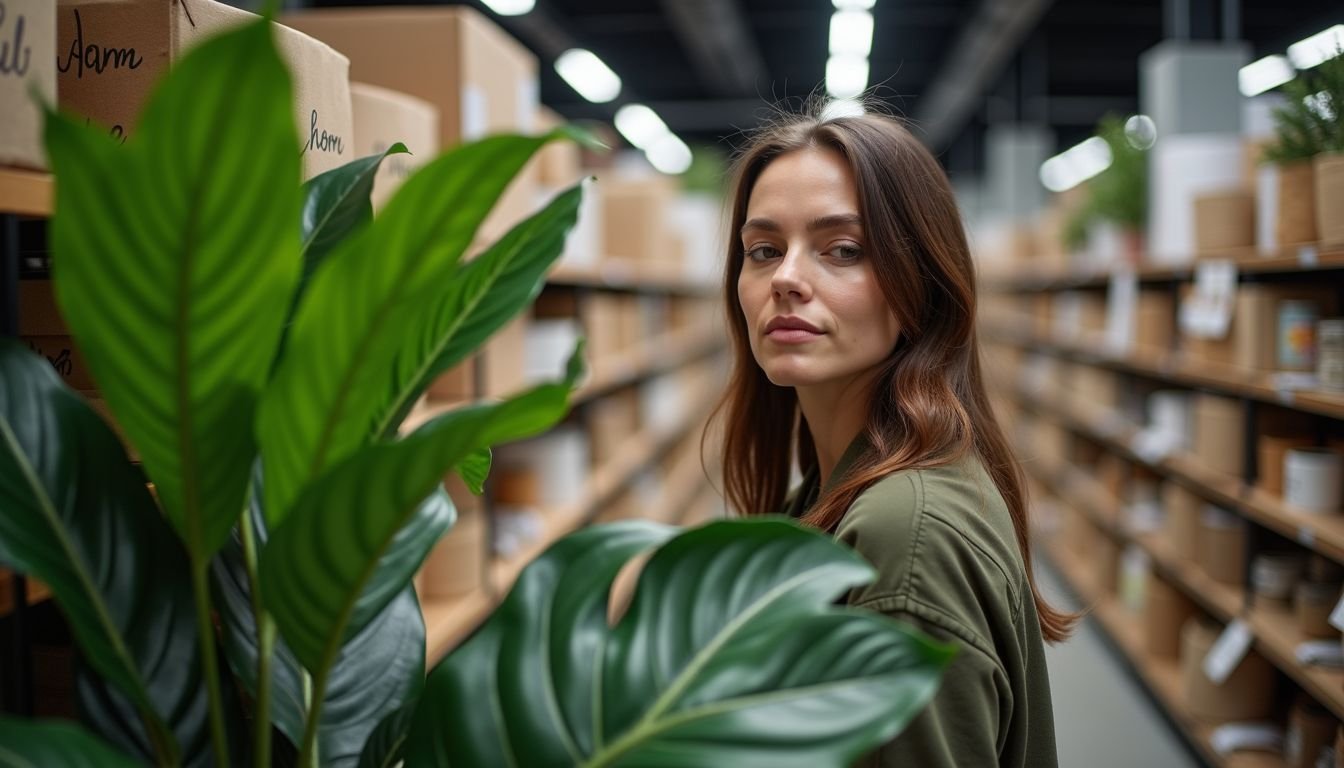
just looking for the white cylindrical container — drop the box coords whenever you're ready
[1256,164,1280,252]
[1250,552,1304,603]
[1285,447,1344,514]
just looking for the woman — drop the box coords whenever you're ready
[714,107,1072,767]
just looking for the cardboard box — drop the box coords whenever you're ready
[1144,571,1196,660]
[282,6,539,241]
[1193,190,1255,254]
[1197,505,1246,586]
[535,106,581,189]
[57,0,353,180]
[1134,289,1175,356]
[417,476,485,599]
[23,336,94,390]
[1193,393,1243,477]
[481,314,527,399]
[1180,618,1275,723]
[350,82,439,209]
[588,389,640,467]
[1163,482,1201,562]
[426,358,474,402]
[1,0,56,169]
[599,175,678,262]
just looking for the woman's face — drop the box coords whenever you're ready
[737,147,901,392]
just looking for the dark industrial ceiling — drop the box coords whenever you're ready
[309,0,1343,178]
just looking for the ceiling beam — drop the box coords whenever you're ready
[913,0,1058,150]
[659,0,767,98]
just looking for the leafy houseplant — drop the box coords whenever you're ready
[1262,47,1344,245]
[1056,115,1148,263]
[0,16,953,768]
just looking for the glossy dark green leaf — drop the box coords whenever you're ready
[404,521,677,767]
[356,701,417,768]
[0,716,139,768]
[0,344,216,764]
[212,479,426,768]
[258,131,574,527]
[44,20,301,559]
[457,448,492,495]
[404,518,955,768]
[301,143,410,270]
[263,349,582,673]
[374,182,586,437]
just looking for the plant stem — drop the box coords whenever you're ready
[239,512,274,768]
[297,668,326,768]
[191,560,232,768]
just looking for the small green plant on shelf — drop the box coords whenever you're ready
[1058,114,1149,256]
[0,18,952,768]
[1263,45,1344,163]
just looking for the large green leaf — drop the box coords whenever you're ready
[403,521,677,767]
[0,717,139,768]
[0,344,215,764]
[301,143,410,271]
[258,130,575,527]
[212,477,426,768]
[375,182,586,437]
[403,519,956,767]
[44,20,301,559]
[262,349,583,673]
[356,702,417,768]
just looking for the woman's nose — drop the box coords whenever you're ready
[770,249,812,301]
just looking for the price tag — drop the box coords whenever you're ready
[1329,592,1344,633]
[1297,527,1316,548]
[1202,619,1254,685]
[1209,723,1283,757]
[1298,244,1320,267]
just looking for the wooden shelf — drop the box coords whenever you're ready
[1033,457,1344,725]
[0,167,53,217]
[0,571,52,617]
[421,385,718,661]
[574,326,723,404]
[1015,386,1344,567]
[983,244,1344,293]
[548,260,719,296]
[985,325,1344,422]
[1041,534,1287,768]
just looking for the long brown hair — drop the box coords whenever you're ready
[711,108,1074,643]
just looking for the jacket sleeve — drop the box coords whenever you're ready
[849,604,1011,768]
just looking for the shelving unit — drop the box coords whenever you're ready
[1041,533,1286,768]
[988,240,1344,767]
[0,168,52,219]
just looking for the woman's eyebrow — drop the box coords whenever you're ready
[740,213,862,235]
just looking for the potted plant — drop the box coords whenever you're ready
[1261,47,1343,247]
[1089,115,1149,265]
[0,18,952,767]
[1309,46,1344,246]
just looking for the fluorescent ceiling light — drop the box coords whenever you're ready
[833,0,875,9]
[555,49,621,103]
[1287,24,1344,69]
[1239,55,1295,96]
[829,10,874,57]
[614,104,670,150]
[646,133,693,175]
[1039,136,1113,193]
[647,136,693,176]
[826,55,869,99]
[822,98,866,120]
[481,0,535,16]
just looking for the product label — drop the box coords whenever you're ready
[0,2,32,77]
[1202,619,1253,685]
[302,109,345,157]
[56,8,143,80]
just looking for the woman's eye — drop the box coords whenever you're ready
[745,245,782,262]
[831,245,863,262]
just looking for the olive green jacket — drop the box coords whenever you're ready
[785,440,1058,768]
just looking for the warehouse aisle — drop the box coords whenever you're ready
[1037,562,1200,768]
